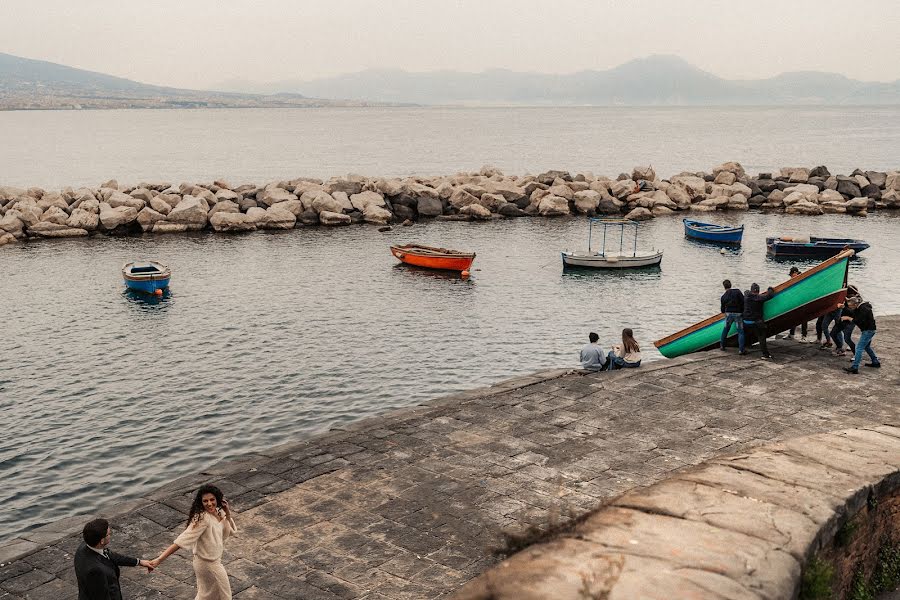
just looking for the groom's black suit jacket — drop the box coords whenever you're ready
[73,542,139,600]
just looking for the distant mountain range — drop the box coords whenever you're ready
[215,55,900,106]
[0,52,401,109]
[3,51,900,109]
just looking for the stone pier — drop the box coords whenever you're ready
[1,318,898,599]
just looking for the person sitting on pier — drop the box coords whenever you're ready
[607,328,642,370]
[580,332,607,370]
[719,279,745,353]
[743,283,776,359]
[842,296,880,374]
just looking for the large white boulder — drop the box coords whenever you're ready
[37,192,69,212]
[819,189,845,203]
[537,195,570,216]
[713,171,736,185]
[573,190,602,214]
[363,204,393,225]
[784,183,819,201]
[167,196,208,227]
[208,199,240,217]
[785,200,823,215]
[136,208,167,232]
[39,206,70,225]
[375,178,404,197]
[449,188,479,210]
[258,206,296,230]
[209,211,257,232]
[482,180,526,202]
[726,193,749,211]
[631,166,656,181]
[349,191,385,212]
[99,203,138,229]
[319,210,351,226]
[0,212,25,236]
[257,187,297,207]
[130,188,155,203]
[548,184,574,200]
[306,191,348,214]
[670,175,707,200]
[476,193,506,213]
[624,207,653,221]
[269,199,304,217]
[66,208,100,231]
[460,203,492,220]
[215,189,240,202]
[0,231,17,246]
[27,222,89,237]
[611,180,638,200]
[107,191,146,210]
[885,172,900,192]
[712,162,746,179]
[665,185,691,209]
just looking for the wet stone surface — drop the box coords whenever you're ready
[1,317,898,598]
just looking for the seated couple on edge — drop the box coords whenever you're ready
[580,328,642,371]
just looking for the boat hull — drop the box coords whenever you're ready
[766,237,869,257]
[683,219,743,244]
[561,251,663,269]
[391,245,475,272]
[123,262,172,294]
[654,249,852,358]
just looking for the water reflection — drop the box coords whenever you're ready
[683,237,743,255]
[123,288,173,309]
[561,265,663,279]
[391,263,475,282]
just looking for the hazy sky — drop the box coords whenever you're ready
[2,0,899,89]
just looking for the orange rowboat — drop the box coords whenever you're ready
[390,244,476,273]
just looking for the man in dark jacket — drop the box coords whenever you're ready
[720,279,745,352]
[743,283,776,359]
[842,296,880,374]
[74,518,153,600]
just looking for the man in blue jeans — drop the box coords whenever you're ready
[720,279,745,352]
[843,296,880,374]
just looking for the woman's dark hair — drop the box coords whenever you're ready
[187,484,223,525]
[589,332,599,343]
[789,267,800,275]
[83,518,109,546]
[622,328,640,354]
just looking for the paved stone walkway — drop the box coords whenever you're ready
[1,318,898,599]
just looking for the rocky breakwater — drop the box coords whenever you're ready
[2,163,899,247]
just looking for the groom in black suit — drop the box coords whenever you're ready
[73,518,154,600]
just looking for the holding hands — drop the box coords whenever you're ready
[138,558,158,573]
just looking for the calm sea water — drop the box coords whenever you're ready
[2,106,900,542]
[0,106,899,189]
[2,213,900,541]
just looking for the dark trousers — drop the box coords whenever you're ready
[789,321,808,337]
[744,320,770,356]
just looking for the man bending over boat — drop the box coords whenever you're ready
[743,283,776,359]
[580,332,607,371]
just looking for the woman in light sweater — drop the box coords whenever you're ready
[606,328,642,370]
[152,484,236,600]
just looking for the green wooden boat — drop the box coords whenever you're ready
[654,249,853,359]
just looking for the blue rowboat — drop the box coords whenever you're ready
[683,219,744,244]
[766,236,869,258]
[123,261,171,294]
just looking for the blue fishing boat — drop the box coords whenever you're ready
[123,261,171,295]
[683,219,744,244]
[766,236,869,258]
